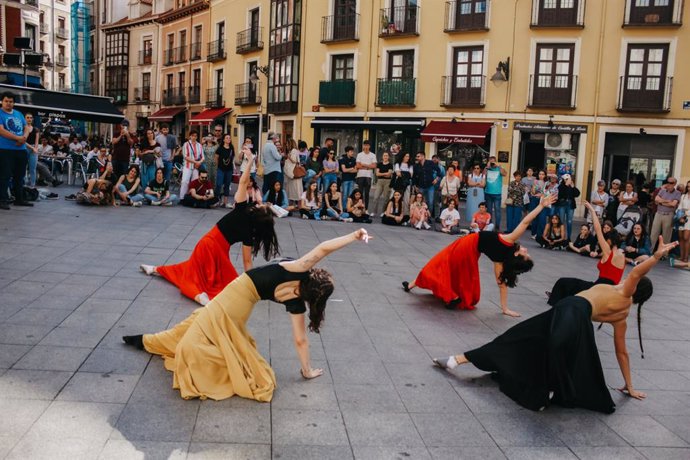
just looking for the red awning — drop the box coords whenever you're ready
[421,121,494,144]
[189,107,232,125]
[148,107,186,122]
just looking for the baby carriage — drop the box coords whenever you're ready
[614,205,642,237]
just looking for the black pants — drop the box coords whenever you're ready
[262,171,280,195]
[112,159,129,180]
[182,195,219,208]
[356,177,372,209]
[381,215,409,226]
[0,149,28,203]
[536,235,568,250]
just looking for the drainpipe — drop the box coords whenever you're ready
[587,0,607,198]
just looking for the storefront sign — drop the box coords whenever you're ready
[514,122,587,134]
[428,135,476,144]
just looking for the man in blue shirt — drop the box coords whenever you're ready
[261,132,283,194]
[0,92,32,209]
[432,154,445,217]
[483,155,507,231]
[412,152,442,218]
[339,146,357,210]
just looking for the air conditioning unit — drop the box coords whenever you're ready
[544,133,572,150]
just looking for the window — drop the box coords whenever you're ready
[217,21,225,41]
[332,0,357,40]
[270,0,301,46]
[25,25,36,51]
[452,0,487,30]
[216,69,224,89]
[619,44,670,111]
[142,38,152,64]
[104,31,129,102]
[192,25,202,59]
[533,0,582,27]
[331,54,354,80]
[166,74,173,91]
[179,30,187,47]
[178,71,185,89]
[141,73,151,100]
[446,46,484,106]
[530,43,575,107]
[58,17,65,28]
[387,50,414,79]
[628,0,677,25]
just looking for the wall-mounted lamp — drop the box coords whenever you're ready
[639,128,647,135]
[490,57,510,82]
[548,115,555,128]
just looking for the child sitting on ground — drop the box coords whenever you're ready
[469,202,494,232]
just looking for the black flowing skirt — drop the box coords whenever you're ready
[465,296,615,414]
[547,277,615,306]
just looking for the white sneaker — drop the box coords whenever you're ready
[140,264,157,276]
[162,201,173,206]
[342,217,353,223]
[195,292,210,306]
[131,201,142,207]
[151,200,161,206]
[423,222,431,230]
[225,203,233,209]
[302,214,309,220]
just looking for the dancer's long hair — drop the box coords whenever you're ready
[300,268,334,333]
[500,243,534,288]
[632,276,653,359]
[248,205,280,260]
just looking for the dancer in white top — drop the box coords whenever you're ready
[180,130,205,197]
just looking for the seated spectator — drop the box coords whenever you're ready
[246,176,263,205]
[469,202,494,233]
[299,180,322,220]
[590,220,614,258]
[409,192,431,230]
[568,224,596,256]
[181,171,219,208]
[622,223,651,266]
[35,161,62,187]
[537,214,568,250]
[347,189,373,224]
[145,167,178,206]
[114,165,145,207]
[322,182,351,222]
[382,190,409,226]
[75,180,114,206]
[436,199,462,234]
[263,180,292,217]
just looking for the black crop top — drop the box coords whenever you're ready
[246,260,310,314]
[477,231,516,263]
[216,201,253,246]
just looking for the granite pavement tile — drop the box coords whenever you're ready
[97,440,188,460]
[272,409,349,446]
[186,442,271,459]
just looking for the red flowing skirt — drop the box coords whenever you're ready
[157,225,239,301]
[414,233,481,309]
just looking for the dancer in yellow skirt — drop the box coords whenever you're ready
[123,228,371,401]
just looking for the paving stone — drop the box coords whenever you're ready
[0,323,55,345]
[341,410,424,447]
[79,346,151,375]
[271,382,339,411]
[335,383,406,412]
[475,413,565,447]
[0,369,73,400]
[601,414,688,447]
[187,443,271,459]
[567,446,646,460]
[653,415,690,444]
[427,446,507,460]
[57,372,139,404]
[13,345,92,371]
[7,434,103,460]
[501,447,578,459]
[272,409,349,446]
[410,412,495,447]
[21,400,122,443]
[5,308,72,327]
[113,400,199,442]
[0,399,50,438]
[635,447,690,460]
[352,446,431,460]
[192,403,270,444]
[98,440,188,460]
[0,344,31,368]
[272,445,353,460]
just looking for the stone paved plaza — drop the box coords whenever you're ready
[0,188,689,460]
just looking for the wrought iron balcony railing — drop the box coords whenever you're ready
[236,28,263,54]
[318,80,355,106]
[321,14,360,42]
[376,78,416,106]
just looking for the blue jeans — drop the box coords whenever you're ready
[535,207,549,239]
[528,196,540,235]
[506,205,523,233]
[322,172,337,192]
[326,208,349,220]
[27,151,38,187]
[420,186,435,217]
[140,162,156,190]
[216,169,233,197]
[118,184,144,203]
[145,193,178,205]
[557,204,575,240]
[303,170,321,190]
[163,160,173,182]
[341,180,354,209]
[485,193,502,231]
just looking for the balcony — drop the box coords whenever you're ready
[617,76,672,113]
[40,23,49,34]
[134,87,151,102]
[43,56,53,68]
[624,0,683,26]
[207,87,225,108]
[105,89,127,104]
[190,42,202,61]
[163,48,174,66]
[531,0,585,27]
[56,55,68,67]
[379,6,420,37]
[207,39,227,62]
[162,87,186,106]
[56,27,68,39]
[188,86,201,104]
[319,80,355,106]
[376,78,416,106]
[236,28,263,54]
[135,111,151,118]
[173,46,187,64]
[321,14,360,43]
[444,1,490,32]
[56,85,71,93]
[528,74,578,109]
[138,49,153,65]
[441,76,486,107]
[234,83,261,106]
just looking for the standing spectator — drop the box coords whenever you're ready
[431,155,446,217]
[181,170,218,208]
[529,170,547,238]
[318,137,334,163]
[437,199,461,234]
[622,223,652,266]
[297,139,309,165]
[439,164,461,210]
[139,129,161,190]
[409,193,432,230]
[261,132,282,194]
[339,146,357,210]
[202,135,218,182]
[370,151,393,217]
[470,202,494,232]
[180,130,204,197]
[617,181,638,221]
[392,152,413,210]
[650,177,681,251]
[555,174,580,240]
[212,124,224,144]
[568,224,596,256]
[355,140,377,209]
[111,120,134,180]
[465,164,485,223]
[521,168,536,204]
[605,178,622,224]
[389,142,401,163]
[321,150,339,193]
[382,190,409,227]
[483,155,507,231]
[215,134,235,209]
[304,146,323,191]
[412,152,441,219]
[0,91,31,209]
[24,113,39,187]
[155,124,178,181]
[678,180,690,263]
[637,182,653,230]
[283,138,303,210]
[240,136,257,181]
[505,171,526,233]
[589,180,609,224]
[145,167,178,206]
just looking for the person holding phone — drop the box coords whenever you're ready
[484,156,507,231]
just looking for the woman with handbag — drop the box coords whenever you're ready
[465,164,485,223]
[140,128,162,190]
[393,152,414,210]
[505,171,526,233]
[284,138,305,209]
[439,165,461,210]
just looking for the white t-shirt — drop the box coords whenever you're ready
[440,208,460,227]
[69,141,83,153]
[301,191,318,209]
[356,151,377,179]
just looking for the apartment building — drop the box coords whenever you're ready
[0,0,41,87]
[38,0,70,92]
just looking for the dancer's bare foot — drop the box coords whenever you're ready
[502,309,521,318]
[194,292,210,306]
[300,368,324,379]
[140,264,158,276]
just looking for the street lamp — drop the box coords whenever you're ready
[249,64,270,143]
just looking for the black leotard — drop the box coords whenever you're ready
[478,231,516,262]
[246,260,309,314]
[216,200,253,246]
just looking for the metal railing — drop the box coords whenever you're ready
[207,39,227,61]
[40,23,49,34]
[56,27,68,39]
[234,83,261,106]
[206,87,225,108]
[531,0,585,27]
[528,74,578,108]
[236,28,263,54]
[173,46,187,64]
[163,48,174,66]
[444,1,490,31]
[617,75,672,112]
[623,0,683,26]
[376,78,416,106]
[190,42,202,61]
[162,87,186,106]
[56,55,68,67]
[321,14,360,42]
[188,86,201,104]
[138,50,153,65]
[105,89,127,104]
[318,80,356,106]
[379,6,420,37]
[134,86,151,102]
[440,75,486,107]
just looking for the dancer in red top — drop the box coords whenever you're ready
[402,194,557,317]
[139,150,280,306]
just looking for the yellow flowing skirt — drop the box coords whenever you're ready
[143,273,276,401]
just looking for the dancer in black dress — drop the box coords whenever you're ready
[432,237,677,413]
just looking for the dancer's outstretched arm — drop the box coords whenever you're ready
[621,236,677,297]
[584,201,610,259]
[234,148,253,204]
[503,194,556,243]
[285,229,370,273]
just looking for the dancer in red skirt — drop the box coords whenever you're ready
[402,194,556,317]
[140,149,280,305]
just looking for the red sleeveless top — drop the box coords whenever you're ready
[597,253,624,284]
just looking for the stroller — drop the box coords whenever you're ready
[615,205,642,237]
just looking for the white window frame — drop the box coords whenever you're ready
[527,37,581,108]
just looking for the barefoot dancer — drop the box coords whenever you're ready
[547,201,626,306]
[123,229,371,401]
[140,150,279,306]
[433,237,677,413]
[402,194,557,317]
